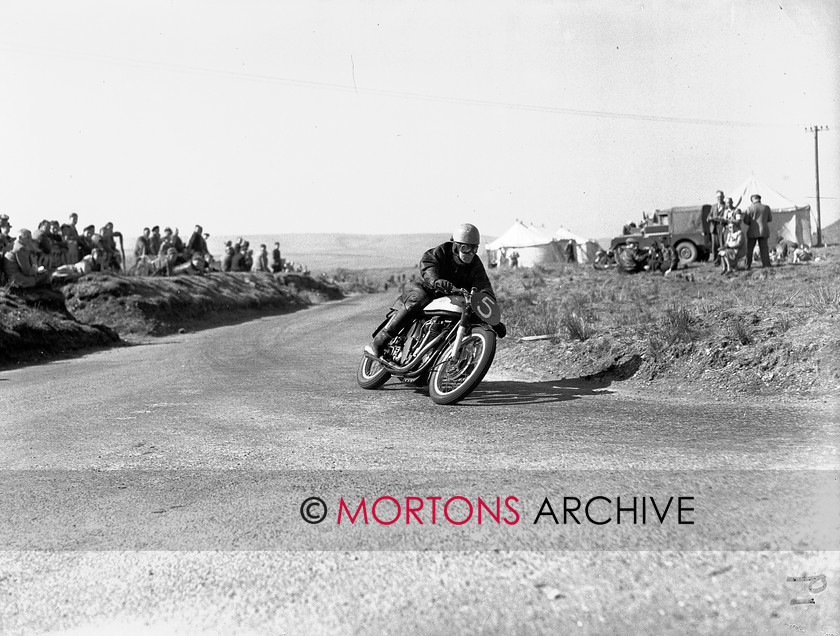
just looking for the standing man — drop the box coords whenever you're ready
[707,190,726,265]
[743,194,773,269]
[271,241,282,272]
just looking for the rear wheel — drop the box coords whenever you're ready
[428,327,496,405]
[357,355,391,389]
[675,241,698,264]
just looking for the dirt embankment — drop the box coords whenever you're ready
[490,250,840,399]
[0,272,343,367]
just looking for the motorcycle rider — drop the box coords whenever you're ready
[364,223,499,359]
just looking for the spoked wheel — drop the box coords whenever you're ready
[357,355,391,389]
[428,327,496,405]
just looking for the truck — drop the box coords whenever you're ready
[609,205,713,264]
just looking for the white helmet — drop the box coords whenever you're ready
[452,223,480,245]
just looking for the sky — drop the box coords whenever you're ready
[1,0,838,242]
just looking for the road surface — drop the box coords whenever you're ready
[1,293,838,634]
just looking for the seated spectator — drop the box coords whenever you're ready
[186,224,208,256]
[616,237,649,273]
[171,251,209,276]
[720,222,744,274]
[78,225,96,257]
[32,220,53,267]
[793,244,813,263]
[158,227,176,256]
[135,227,152,259]
[51,247,112,282]
[2,228,51,288]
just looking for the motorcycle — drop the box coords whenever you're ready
[357,287,503,405]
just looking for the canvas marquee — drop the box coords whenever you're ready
[484,221,562,267]
[729,175,813,246]
[554,226,600,263]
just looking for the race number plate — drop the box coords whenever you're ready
[470,291,501,326]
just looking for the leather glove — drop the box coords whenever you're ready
[433,279,453,294]
[493,322,507,338]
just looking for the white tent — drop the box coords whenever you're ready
[729,175,813,246]
[485,221,562,267]
[554,226,601,263]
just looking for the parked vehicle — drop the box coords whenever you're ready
[610,205,712,264]
[357,287,503,405]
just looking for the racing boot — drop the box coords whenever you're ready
[364,306,412,359]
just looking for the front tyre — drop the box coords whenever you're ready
[357,355,391,389]
[428,327,496,405]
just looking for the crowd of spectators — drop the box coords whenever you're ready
[615,189,814,276]
[1,212,125,288]
[1,211,310,289]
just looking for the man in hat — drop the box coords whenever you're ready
[742,193,773,269]
[617,236,650,273]
[2,228,51,288]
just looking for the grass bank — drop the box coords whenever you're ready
[490,247,840,398]
[1,272,342,367]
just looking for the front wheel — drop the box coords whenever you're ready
[357,355,391,389]
[675,240,698,264]
[428,327,496,405]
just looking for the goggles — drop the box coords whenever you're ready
[455,242,479,254]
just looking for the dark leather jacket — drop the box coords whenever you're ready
[419,241,495,299]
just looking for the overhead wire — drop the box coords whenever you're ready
[0,43,799,129]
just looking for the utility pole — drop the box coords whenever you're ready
[805,125,828,246]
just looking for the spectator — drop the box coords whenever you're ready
[171,227,184,253]
[134,227,152,259]
[32,220,53,267]
[271,242,282,272]
[255,244,271,272]
[509,251,519,268]
[707,190,726,265]
[793,244,813,263]
[742,194,773,269]
[230,244,244,272]
[0,215,13,254]
[51,247,112,282]
[78,225,96,257]
[149,226,162,256]
[61,213,81,263]
[222,245,234,272]
[186,224,208,256]
[565,241,576,263]
[48,220,67,266]
[158,227,175,256]
[617,237,649,273]
[720,221,744,275]
[1,228,51,288]
[243,248,254,272]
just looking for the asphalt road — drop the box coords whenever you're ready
[1,293,838,634]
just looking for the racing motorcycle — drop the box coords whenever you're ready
[357,287,504,405]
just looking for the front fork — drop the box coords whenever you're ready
[448,309,471,360]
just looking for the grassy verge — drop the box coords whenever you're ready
[490,247,840,398]
[1,272,342,367]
